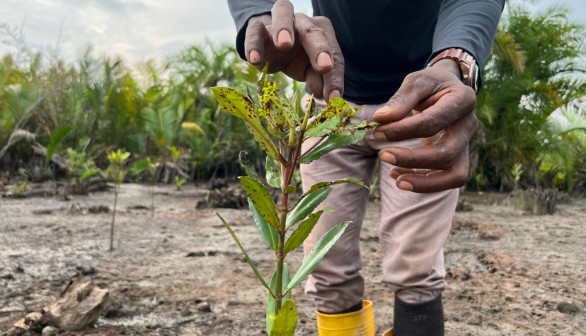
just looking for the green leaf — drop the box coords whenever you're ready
[286,187,331,228]
[265,155,281,189]
[131,159,150,176]
[270,300,297,336]
[298,134,356,164]
[239,151,261,180]
[212,86,281,161]
[215,212,271,291]
[249,198,278,251]
[239,176,280,229]
[45,126,71,169]
[286,221,350,291]
[266,264,292,335]
[289,178,367,215]
[80,168,101,181]
[283,210,323,255]
[304,116,341,138]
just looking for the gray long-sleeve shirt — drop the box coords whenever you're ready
[228,0,504,104]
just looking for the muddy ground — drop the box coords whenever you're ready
[1,183,585,335]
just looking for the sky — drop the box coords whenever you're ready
[0,0,584,64]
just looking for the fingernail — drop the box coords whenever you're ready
[389,169,400,179]
[373,131,387,141]
[328,90,341,101]
[380,152,396,164]
[249,50,260,63]
[397,180,414,191]
[374,106,391,116]
[277,30,292,45]
[316,52,332,69]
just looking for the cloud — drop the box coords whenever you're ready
[0,0,239,63]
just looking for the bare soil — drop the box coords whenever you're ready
[1,183,585,335]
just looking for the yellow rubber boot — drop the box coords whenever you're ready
[317,300,375,336]
[381,329,393,336]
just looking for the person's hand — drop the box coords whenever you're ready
[244,0,344,100]
[373,59,478,193]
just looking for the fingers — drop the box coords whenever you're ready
[379,113,477,170]
[391,148,470,193]
[317,17,344,100]
[243,2,345,101]
[271,0,295,49]
[295,15,333,73]
[373,69,476,142]
[245,15,272,65]
[306,67,324,98]
[372,72,435,124]
[380,112,479,193]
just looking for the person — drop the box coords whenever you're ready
[227,1,504,335]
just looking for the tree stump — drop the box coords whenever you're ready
[3,279,109,335]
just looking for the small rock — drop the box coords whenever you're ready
[68,203,82,215]
[1,273,15,280]
[556,302,580,315]
[196,302,211,313]
[14,311,43,332]
[186,251,205,257]
[477,223,503,241]
[32,209,54,215]
[449,266,471,281]
[75,265,97,276]
[88,205,110,214]
[42,326,59,336]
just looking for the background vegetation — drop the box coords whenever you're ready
[0,4,584,193]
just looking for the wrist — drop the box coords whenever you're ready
[429,59,462,80]
[427,48,480,93]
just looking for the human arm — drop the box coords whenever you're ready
[227,0,344,100]
[373,0,505,193]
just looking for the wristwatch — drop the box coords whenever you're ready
[428,48,479,93]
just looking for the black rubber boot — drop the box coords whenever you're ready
[393,295,444,336]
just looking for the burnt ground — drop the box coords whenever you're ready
[1,183,585,335]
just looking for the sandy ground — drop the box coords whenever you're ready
[1,183,585,335]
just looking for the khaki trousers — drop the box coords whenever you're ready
[301,97,459,313]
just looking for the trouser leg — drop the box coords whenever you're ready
[376,155,458,303]
[375,150,457,335]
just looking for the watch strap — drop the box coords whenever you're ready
[428,48,478,92]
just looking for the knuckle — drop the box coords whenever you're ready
[454,165,469,186]
[302,24,324,36]
[296,16,325,37]
[420,115,442,135]
[437,146,455,169]
[331,50,344,64]
[388,91,407,106]
[313,16,333,27]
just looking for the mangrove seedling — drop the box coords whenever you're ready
[212,73,376,336]
[105,149,130,251]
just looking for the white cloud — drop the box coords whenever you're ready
[0,0,237,63]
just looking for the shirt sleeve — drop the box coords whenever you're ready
[432,0,505,69]
[227,0,276,59]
